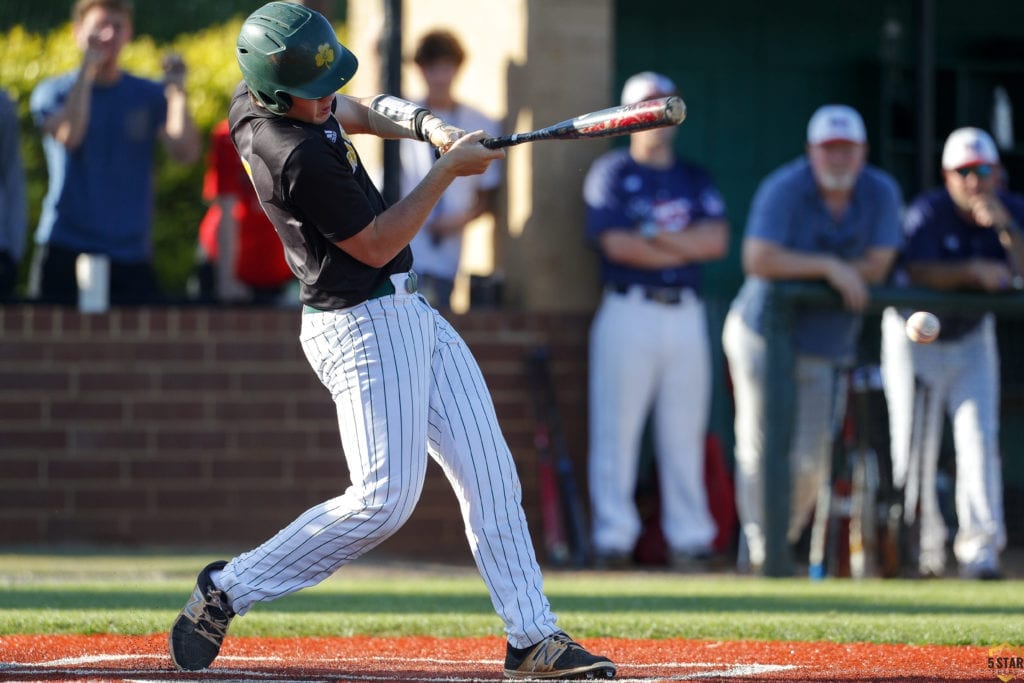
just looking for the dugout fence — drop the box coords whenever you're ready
[758,282,1024,577]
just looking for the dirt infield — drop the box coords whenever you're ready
[1,633,1019,682]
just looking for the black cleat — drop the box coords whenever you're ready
[169,560,234,671]
[504,631,616,679]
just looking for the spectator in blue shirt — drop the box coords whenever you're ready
[0,88,27,301]
[28,0,199,306]
[722,104,902,573]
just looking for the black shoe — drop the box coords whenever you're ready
[169,560,235,671]
[978,568,1004,581]
[504,631,616,679]
[962,564,1004,581]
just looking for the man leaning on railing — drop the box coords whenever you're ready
[722,104,903,575]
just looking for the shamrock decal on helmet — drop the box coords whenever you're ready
[316,43,334,68]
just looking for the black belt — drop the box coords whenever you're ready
[609,283,693,305]
[303,272,418,314]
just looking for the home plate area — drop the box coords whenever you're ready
[0,634,1002,681]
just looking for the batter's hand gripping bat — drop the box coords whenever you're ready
[481,96,686,149]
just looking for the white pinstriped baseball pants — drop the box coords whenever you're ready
[880,307,1006,575]
[213,274,558,648]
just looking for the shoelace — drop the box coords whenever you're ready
[547,632,580,650]
[194,591,232,646]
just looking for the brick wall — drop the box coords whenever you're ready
[0,305,593,562]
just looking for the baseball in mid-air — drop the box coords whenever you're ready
[906,311,940,344]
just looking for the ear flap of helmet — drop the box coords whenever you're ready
[274,91,293,114]
[245,84,293,115]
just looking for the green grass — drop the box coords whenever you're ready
[1,551,1022,646]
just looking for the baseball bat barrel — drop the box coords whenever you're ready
[481,96,686,149]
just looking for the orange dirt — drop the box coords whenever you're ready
[0,633,1017,681]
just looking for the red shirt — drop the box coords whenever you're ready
[198,119,293,288]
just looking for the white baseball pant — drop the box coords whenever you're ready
[588,287,717,556]
[880,308,1005,576]
[212,273,558,648]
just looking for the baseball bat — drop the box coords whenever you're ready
[807,474,832,580]
[847,368,880,580]
[481,96,686,149]
[527,364,571,566]
[525,347,590,567]
[537,448,570,566]
[808,368,849,580]
[532,395,573,565]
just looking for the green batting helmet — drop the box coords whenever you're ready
[236,1,358,115]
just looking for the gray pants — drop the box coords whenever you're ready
[722,311,847,568]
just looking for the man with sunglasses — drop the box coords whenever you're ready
[881,127,1024,580]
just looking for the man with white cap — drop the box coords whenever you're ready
[722,104,903,574]
[880,127,1024,580]
[583,71,729,570]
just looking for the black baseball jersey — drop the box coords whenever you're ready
[228,83,413,309]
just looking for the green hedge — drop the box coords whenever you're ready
[0,14,346,297]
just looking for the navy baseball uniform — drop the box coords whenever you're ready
[882,186,1021,578]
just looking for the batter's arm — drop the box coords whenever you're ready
[427,187,498,240]
[331,95,373,135]
[334,95,464,150]
[334,132,504,267]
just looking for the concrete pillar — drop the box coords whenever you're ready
[347,0,614,311]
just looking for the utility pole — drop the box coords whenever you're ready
[381,0,402,204]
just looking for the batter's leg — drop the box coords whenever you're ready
[214,296,434,615]
[426,310,558,649]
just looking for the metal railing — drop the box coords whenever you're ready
[759,281,1024,576]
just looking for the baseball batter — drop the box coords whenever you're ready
[168,3,615,680]
[881,127,1024,580]
[583,72,729,569]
